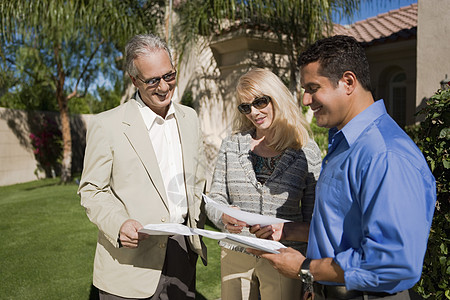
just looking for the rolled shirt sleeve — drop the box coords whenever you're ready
[335,152,435,291]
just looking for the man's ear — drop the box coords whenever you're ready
[341,71,357,95]
[130,75,138,88]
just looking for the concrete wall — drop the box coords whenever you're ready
[0,107,91,186]
[0,108,42,186]
[417,0,450,108]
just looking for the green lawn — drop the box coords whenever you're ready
[0,179,221,300]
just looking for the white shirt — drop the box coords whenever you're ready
[135,94,188,223]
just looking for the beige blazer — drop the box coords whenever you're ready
[78,98,207,298]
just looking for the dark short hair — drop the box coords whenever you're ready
[298,35,372,91]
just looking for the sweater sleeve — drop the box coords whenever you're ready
[205,137,231,230]
[301,139,322,222]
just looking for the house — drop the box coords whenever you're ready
[2,1,449,186]
[334,1,449,127]
[177,0,449,153]
[333,3,418,127]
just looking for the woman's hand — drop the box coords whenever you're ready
[222,210,247,234]
[249,223,285,241]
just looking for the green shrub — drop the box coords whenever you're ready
[407,83,450,299]
[310,117,329,158]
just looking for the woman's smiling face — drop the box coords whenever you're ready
[242,97,274,134]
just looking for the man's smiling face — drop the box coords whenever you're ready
[301,61,351,130]
[131,49,175,118]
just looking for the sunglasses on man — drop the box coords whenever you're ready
[237,95,271,114]
[136,71,177,87]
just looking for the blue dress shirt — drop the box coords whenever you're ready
[307,100,436,293]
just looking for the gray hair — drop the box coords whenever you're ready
[125,34,173,77]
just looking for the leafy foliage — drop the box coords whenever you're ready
[310,117,329,158]
[68,80,123,114]
[0,0,166,182]
[93,81,123,113]
[181,90,195,108]
[407,83,450,299]
[0,80,59,111]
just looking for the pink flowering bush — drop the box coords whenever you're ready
[29,116,62,177]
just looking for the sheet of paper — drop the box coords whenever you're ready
[139,223,195,236]
[222,234,286,254]
[139,223,286,254]
[203,194,291,227]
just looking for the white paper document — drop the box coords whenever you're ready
[139,223,286,254]
[202,194,291,227]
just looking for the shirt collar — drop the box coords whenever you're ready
[135,92,175,130]
[339,99,386,147]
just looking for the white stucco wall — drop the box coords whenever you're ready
[417,0,450,111]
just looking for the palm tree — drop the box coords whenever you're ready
[174,0,359,96]
[0,0,165,182]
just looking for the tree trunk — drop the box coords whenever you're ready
[59,102,72,183]
[54,45,72,183]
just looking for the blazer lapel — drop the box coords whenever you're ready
[174,104,201,221]
[122,100,169,210]
[237,132,259,187]
[173,104,191,184]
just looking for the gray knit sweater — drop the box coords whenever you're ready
[205,130,322,254]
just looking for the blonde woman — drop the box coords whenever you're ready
[206,68,322,300]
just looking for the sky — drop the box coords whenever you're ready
[334,0,418,25]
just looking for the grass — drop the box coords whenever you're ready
[0,178,221,300]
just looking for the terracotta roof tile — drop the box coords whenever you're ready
[333,3,417,45]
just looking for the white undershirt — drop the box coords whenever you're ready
[135,94,187,223]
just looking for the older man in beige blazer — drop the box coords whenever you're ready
[78,34,207,299]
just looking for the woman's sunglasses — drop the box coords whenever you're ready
[237,95,271,114]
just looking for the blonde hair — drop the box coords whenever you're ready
[233,68,311,151]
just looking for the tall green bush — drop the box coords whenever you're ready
[407,83,450,299]
[310,117,329,158]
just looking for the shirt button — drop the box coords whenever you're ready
[325,160,328,164]
[159,243,166,248]
[161,217,166,222]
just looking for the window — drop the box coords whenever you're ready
[389,72,406,127]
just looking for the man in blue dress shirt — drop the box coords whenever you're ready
[248,35,436,299]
